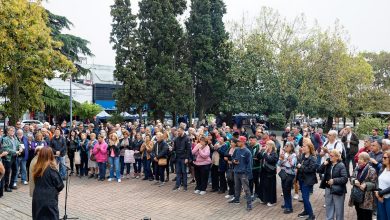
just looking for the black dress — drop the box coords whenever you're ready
[32,167,64,220]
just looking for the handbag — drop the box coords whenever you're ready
[158,158,167,166]
[330,184,344,195]
[74,151,81,165]
[90,153,96,162]
[278,169,288,181]
[264,161,276,172]
[350,186,365,203]
[124,150,135,164]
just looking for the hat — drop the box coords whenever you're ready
[238,136,247,143]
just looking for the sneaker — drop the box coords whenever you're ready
[225,195,232,199]
[126,174,130,179]
[267,203,275,207]
[23,181,28,185]
[13,183,17,187]
[323,204,326,208]
[108,178,112,182]
[284,209,293,214]
[281,193,284,196]
[158,182,165,187]
[293,194,299,200]
[305,215,315,220]
[298,211,309,218]
[153,181,160,185]
[183,187,187,192]
[172,186,179,191]
[259,199,265,204]
[246,203,252,211]
[194,190,200,194]
[199,191,206,195]
[118,179,121,183]
[136,175,140,179]
[228,199,240,204]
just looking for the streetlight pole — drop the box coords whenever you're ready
[70,76,72,124]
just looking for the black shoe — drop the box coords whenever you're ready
[305,215,315,220]
[142,177,148,180]
[210,189,218,192]
[88,174,94,179]
[228,199,240,204]
[281,205,285,209]
[218,190,225,194]
[149,178,154,181]
[172,186,179,191]
[284,209,293,214]
[10,186,17,190]
[5,188,12,192]
[94,174,98,179]
[298,211,308,218]
[183,187,187,191]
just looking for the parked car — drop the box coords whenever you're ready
[21,120,44,129]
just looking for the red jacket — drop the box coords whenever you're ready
[354,147,370,163]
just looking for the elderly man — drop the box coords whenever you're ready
[320,130,344,164]
[0,126,21,192]
[15,129,29,185]
[341,126,359,176]
[369,140,383,173]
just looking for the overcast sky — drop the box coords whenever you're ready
[44,0,390,66]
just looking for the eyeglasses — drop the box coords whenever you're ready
[384,157,389,159]
[329,155,334,158]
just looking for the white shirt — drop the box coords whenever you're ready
[347,133,352,149]
[321,140,343,163]
[379,169,390,199]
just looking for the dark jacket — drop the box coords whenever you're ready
[341,132,359,156]
[152,141,169,160]
[297,154,318,186]
[50,136,66,157]
[258,149,278,175]
[108,143,120,157]
[17,136,29,161]
[217,143,228,172]
[317,160,348,193]
[173,134,192,160]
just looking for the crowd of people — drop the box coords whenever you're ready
[0,119,390,220]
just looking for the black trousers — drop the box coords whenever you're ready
[195,164,210,191]
[355,204,372,220]
[3,157,17,188]
[227,175,235,196]
[249,169,260,196]
[68,151,75,173]
[345,153,356,177]
[80,153,88,176]
[211,165,219,190]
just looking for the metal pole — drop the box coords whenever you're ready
[70,76,72,124]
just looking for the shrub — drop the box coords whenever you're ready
[268,113,286,130]
[355,116,386,138]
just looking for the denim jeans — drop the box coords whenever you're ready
[377,197,390,220]
[14,157,27,183]
[300,180,314,217]
[56,156,66,178]
[142,159,152,179]
[108,157,120,180]
[175,159,187,188]
[133,158,142,174]
[98,162,106,180]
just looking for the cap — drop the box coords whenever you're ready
[238,136,247,143]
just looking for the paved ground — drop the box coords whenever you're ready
[0,170,358,220]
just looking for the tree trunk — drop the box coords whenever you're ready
[188,112,193,128]
[343,117,346,127]
[137,107,142,124]
[199,105,205,122]
[326,116,333,132]
[172,112,177,127]
[353,116,356,127]
[226,112,233,127]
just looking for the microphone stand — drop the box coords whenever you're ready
[60,165,78,220]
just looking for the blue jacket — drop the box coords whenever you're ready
[17,136,29,161]
[217,143,228,172]
[232,147,253,179]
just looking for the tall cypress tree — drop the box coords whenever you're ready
[187,0,231,120]
[138,0,192,121]
[110,0,146,113]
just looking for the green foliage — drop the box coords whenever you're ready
[187,0,231,119]
[46,10,93,79]
[42,84,79,115]
[268,113,286,130]
[108,112,124,125]
[0,0,75,124]
[110,0,146,112]
[73,102,102,120]
[356,117,386,138]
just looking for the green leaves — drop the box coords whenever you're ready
[0,0,75,123]
[73,102,102,120]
